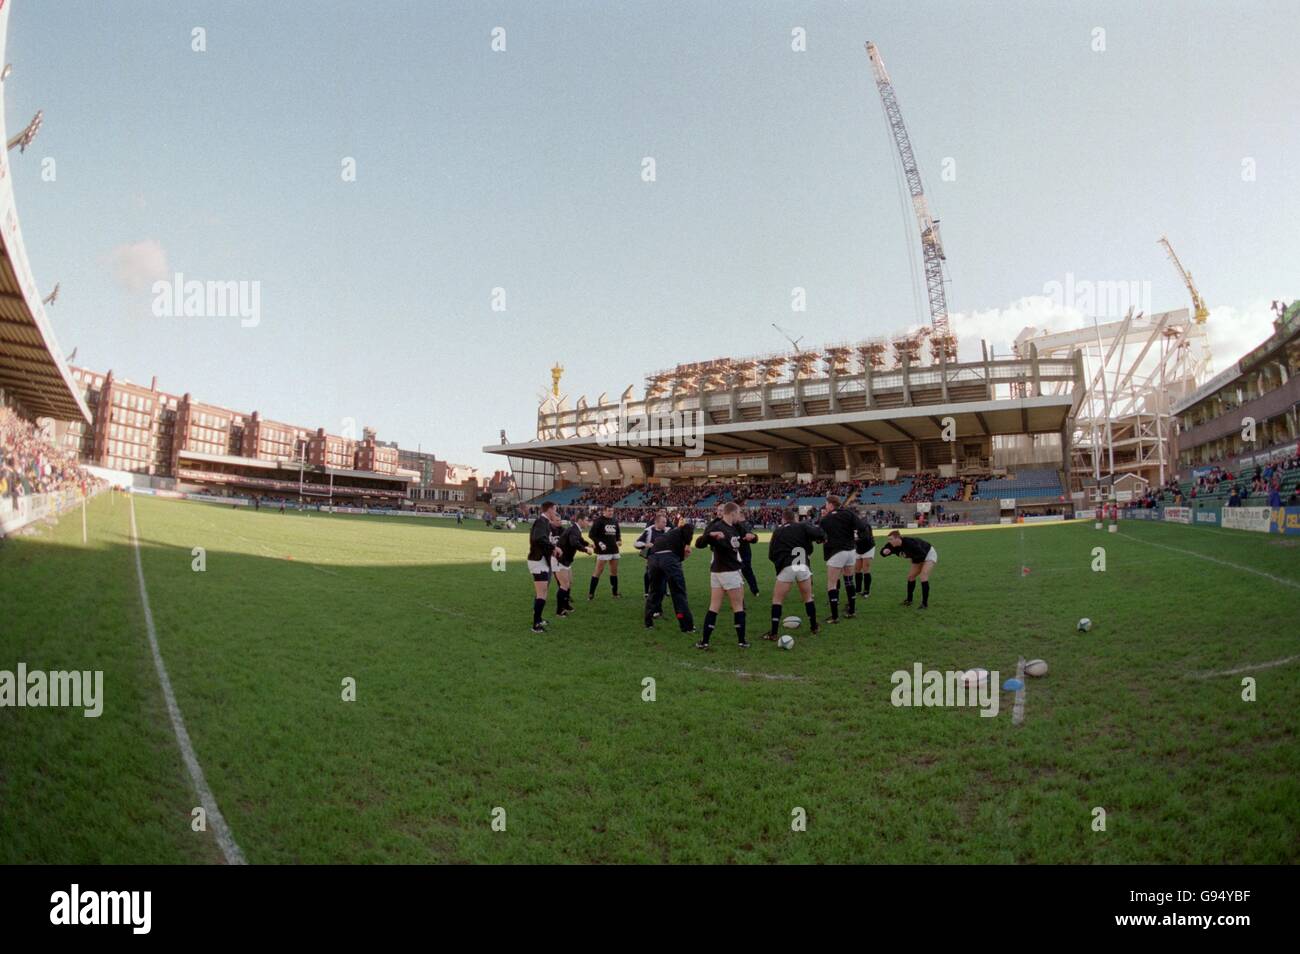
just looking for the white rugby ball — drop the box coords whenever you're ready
[778,634,795,650]
[782,616,801,630]
[1024,659,1049,677]
[961,668,990,689]
[1077,618,1093,632]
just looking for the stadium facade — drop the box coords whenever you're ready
[485,340,1086,522]
[51,366,482,508]
[1173,303,1300,471]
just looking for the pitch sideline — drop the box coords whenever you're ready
[129,494,247,865]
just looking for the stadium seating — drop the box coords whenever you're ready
[975,469,1064,500]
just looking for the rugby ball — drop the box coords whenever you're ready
[960,668,989,689]
[1002,678,1024,692]
[778,634,795,650]
[782,616,801,630]
[1024,659,1049,677]
[1077,618,1093,633]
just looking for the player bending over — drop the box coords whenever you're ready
[766,508,826,639]
[552,514,593,617]
[879,530,938,609]
[526,501,563,633]
[694,502,749,649]
[818,494,861,623]
[588,505,623,599]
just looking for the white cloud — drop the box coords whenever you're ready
[948,295,1084,362]
[107,239,168,292]
[948,296,1279,374]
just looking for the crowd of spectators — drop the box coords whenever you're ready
[1,406,102,507]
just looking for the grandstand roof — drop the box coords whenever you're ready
[486,394,1075,464]
[0,224,90,424]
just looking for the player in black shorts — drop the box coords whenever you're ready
[853,508,875,599]
[526,502,563,633]
[552,514,593,617]
[734,501,761,596]
[879,530,938,609]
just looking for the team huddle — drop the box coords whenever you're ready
[525,495,938,647]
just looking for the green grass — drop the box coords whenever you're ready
[2,494,1298,863]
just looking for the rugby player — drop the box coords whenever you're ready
[526,501,563,633]
[588,505,623,599]
[552,514,593,616]
[766,508,826,638]
[694,501,748,649]
[853,508,875,598]
[818,495,860,623]
[643,514,696,633]
[633,510,671,598]
[879,530,938,609]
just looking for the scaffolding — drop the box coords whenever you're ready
[1015,308,1212,488]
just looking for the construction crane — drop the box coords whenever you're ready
[865,41,955,363]
[771,323,805,352]
[1157,235,1210,325]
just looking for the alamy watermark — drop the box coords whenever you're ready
[890,663,999,718]
[150,272,261,327]
[1,664,103,717]
[594,401,704,457]
[1043,272,1151,320]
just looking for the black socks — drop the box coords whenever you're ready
[532,597,545,626]
[588,576,599,597]
[906,579,916,602]
[770,605,782,637]
[921,581,930,607]
[701,610,717,645]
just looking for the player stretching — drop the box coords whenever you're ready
[633,511,671,598]
[644,514,696,633]
[818,494,860,623]
[766,508,826,639]
[588,505,622,599]
[853,508,875,599]
[552,514,593,616]
[694,501,748,649]
[879,530,938,609]
[526,501,563,633]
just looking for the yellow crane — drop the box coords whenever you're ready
[1158,235,1210,325]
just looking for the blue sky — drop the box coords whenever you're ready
[8,0,1297,472]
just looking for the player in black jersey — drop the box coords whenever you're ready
[633,511,671,598]
[766,508,826,638]
[879,530,938,608]
[587,505,623,599]
[526,501,563,633]
[817,494,861,623]
[644,514,696,632]
[694,501,748,649]
[853,508,875,599]
[552,514,593,617]
[734,502,761,596]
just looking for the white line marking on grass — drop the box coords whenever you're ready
[676,661,810,682]
[130,495,247,865]
[1012,656,1027,726]
[1187,655,1300,679]
[1118,529,1300,590]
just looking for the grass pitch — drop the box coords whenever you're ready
[2,494,1297,863]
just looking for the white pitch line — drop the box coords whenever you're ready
[676,660,810,682]
[1186,655,1300,679]
[1117,529,1300,590]
[130,495,247,865]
